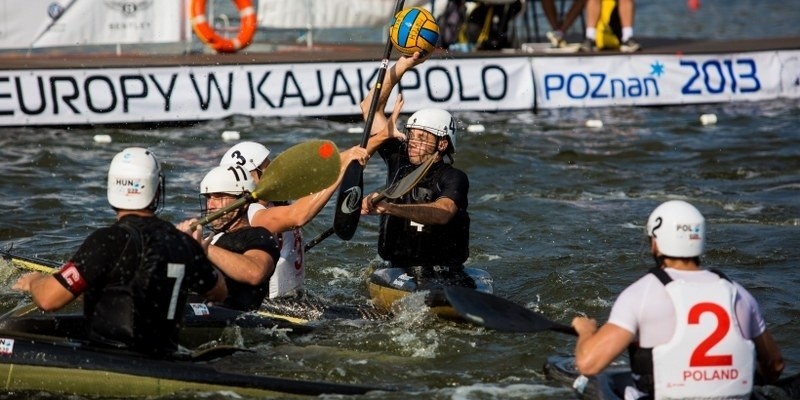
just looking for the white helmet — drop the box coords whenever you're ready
[646,200,705,258]
[220,141,270,172]
[406,108,457,153]
[200,165,256,195]
[107,147,164,211]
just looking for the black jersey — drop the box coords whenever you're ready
[60,214,219,356]
[211,226,280,311]
[376,140,470,267]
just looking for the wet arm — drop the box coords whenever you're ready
[251,147,369,233]
[753,329,784,384]
[13,272,75,311]
[363,53,427,155]
[572,318,634,376]
[374,197,457,225]
[204,272,228,302]
[207,246,274,286]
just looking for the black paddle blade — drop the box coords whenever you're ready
[443,286,577,335]
[333,161,364,240]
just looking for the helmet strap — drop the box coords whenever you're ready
[147,174,166,214]
[652,254,666,269]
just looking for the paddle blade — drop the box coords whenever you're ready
[1,250,59,273]
[332,161,363,240]
[192,140,340,230]
[252,140,341,202]
[443,286,577,334]
[380,155,435,200]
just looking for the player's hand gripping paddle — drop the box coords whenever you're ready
[304,154,435,252]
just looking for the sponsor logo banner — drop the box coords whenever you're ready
[532,50,800,108]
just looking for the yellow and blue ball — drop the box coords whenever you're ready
[389,7,439,56]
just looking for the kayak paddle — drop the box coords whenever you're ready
[193,139,341,229]
[443,286,578,335]
[332,0,406,241]
[1,249,58,273]
[305,154,435,252]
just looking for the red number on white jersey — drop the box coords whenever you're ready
[688,302,733,367]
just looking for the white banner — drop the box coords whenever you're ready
[778,50,800,99]
[0,58,534,126]
[0,0,72,49]
[257,0,445,29]
[0,0,183,49]
[531,51,798,108]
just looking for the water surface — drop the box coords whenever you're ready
[0,0,798,398]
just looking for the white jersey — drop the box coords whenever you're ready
[652,278,755,399]
[609,269,762,400]
[248,203,305,298]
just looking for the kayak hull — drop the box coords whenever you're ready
[367,266,494,319]
[0,331,390,398]
[258,294,392,325]
[543,355,800,400]
[0,301,315,347]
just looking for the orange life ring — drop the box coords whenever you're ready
[190,0,257,53]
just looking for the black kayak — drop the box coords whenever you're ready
[0,297,396,352]
[543,355,800,400]
[2,249,391,332]
[0,329,394,398]
[0,300,319,348]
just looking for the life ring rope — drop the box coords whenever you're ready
[190,0,257,53]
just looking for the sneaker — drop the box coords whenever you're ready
[579,39,596,52]
[546,31,566,48]
[620,38,641,53]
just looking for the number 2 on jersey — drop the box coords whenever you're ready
[688,302,733,367]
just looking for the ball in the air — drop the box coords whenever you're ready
[389,7,439,56]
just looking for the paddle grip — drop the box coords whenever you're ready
[189,194,251,230]
[305,190,389,253]
[332,0,404,241]
[2,250,59,273]
[552,324,579,336]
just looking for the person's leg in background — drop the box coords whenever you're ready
[617,0,640,52]
[544,0,588,48]
[580,0,600,51]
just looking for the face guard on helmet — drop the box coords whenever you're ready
[220,141,271,174]
[405,108,457,155]
[200,165,256,233]
[107,147,165,212]
[646,200,705,258]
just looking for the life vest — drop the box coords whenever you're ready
[631,267,755,399]
[268,227,305,298]
[378,164,469,268]
[246,203,305,298]
[190,0,256,53]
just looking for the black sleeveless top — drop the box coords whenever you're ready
[376,140,470,268]
[68,215,219,356]
[212,226,280,311]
